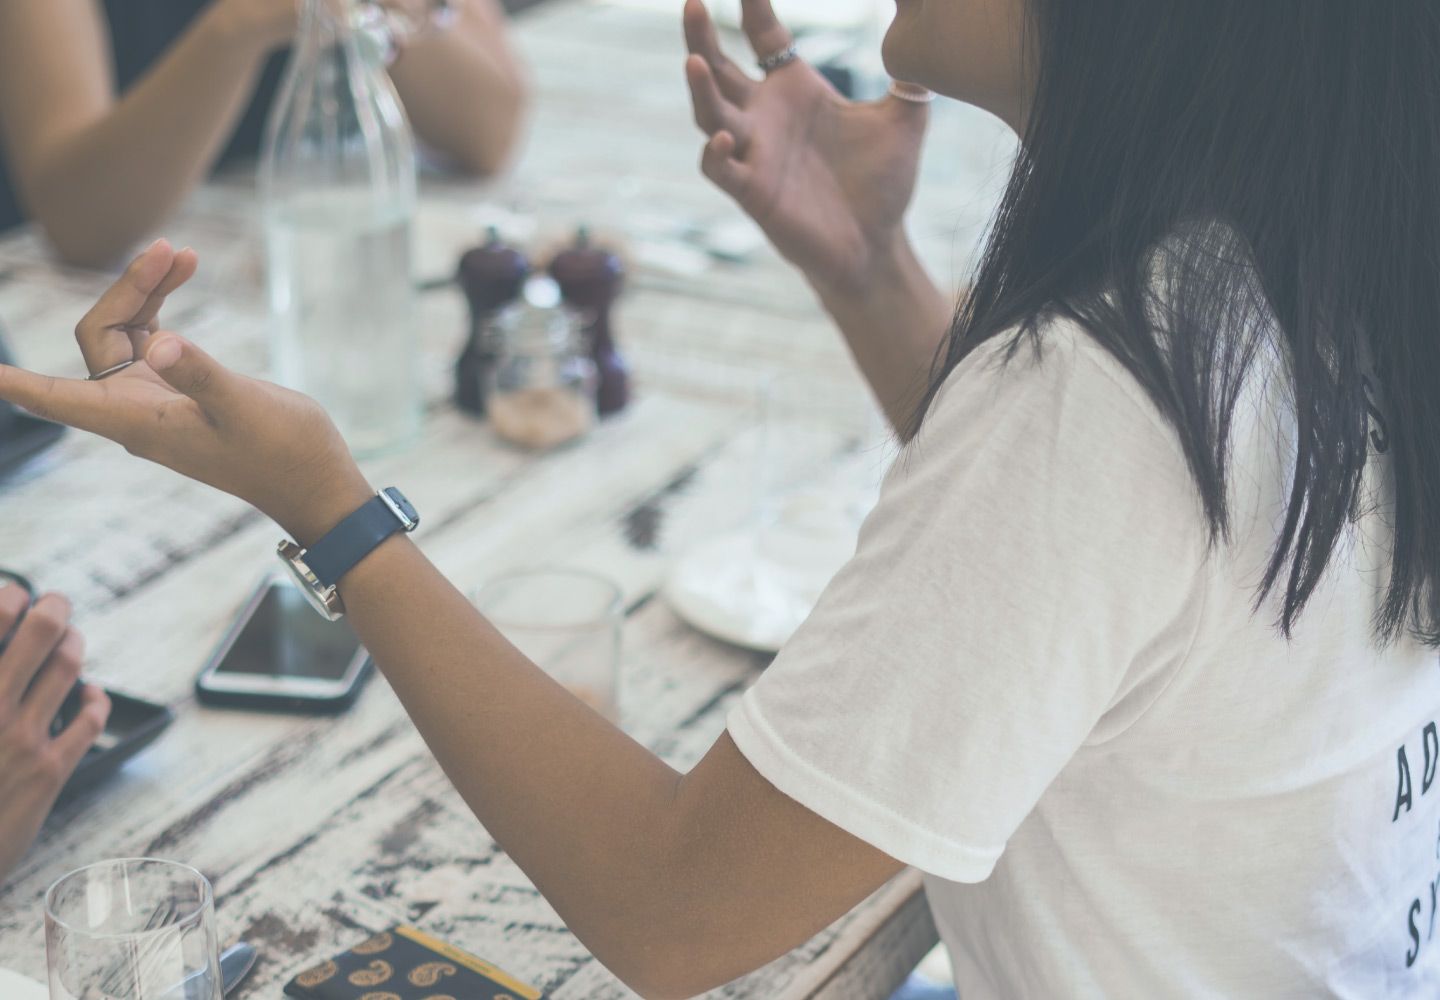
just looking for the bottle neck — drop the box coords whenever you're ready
[295,0,392,69]
[296,0,344,56]
[300,0,451,69]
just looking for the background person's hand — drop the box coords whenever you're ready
[683,0,928,296]
[0,242,372,547]
[0,587,110,883]
[207,0,447,56]
[207,0,304,54]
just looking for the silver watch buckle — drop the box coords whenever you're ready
[378,489,418,531]
[277,539,346,620]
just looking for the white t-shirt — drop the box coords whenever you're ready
[727,319,1440,998]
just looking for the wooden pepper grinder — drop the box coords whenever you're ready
[455,227,529,416]
[550,227,629,416]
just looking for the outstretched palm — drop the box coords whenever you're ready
[683,0,927,293]
[1,241,359,546]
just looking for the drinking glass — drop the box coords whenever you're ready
[474,570,623,722]
[46,859,222,1000]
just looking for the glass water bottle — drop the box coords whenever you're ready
[260,0,420,457]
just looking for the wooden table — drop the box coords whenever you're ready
[0,2,1013,995]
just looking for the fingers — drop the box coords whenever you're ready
[75,240,199,375]
[20,628,84,729]
[0,582,32,659]
[0,594,71,706]
[0,337,239,456]
[686,56,751,150]
[0,365,136,442]
[145,335,239,412]
[74,239,174,372]
[131,246,198,332]
[123,248,199,362]
[51,684,110,775]
[739,0,792,61]
[700,130,754,202]
[683,0,754,103]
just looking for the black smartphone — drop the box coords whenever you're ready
[196,576,373,713]
[55,689,174,801]
[0,569,175,799]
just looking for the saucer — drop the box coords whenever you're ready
[665,492,860,653]
[0,969,46,1000]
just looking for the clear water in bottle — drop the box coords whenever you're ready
[266,191,419,456]
[260,0,420,457]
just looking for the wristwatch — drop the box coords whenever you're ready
[278,488,420,621]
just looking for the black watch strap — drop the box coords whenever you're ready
[304,488,419,588]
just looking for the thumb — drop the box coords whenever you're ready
[145,334,237,411]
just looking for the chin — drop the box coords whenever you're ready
[880,9,933,88]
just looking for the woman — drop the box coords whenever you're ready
[2,0,1438,995]
[0,0,526,266]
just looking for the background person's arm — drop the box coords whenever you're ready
[0,0,282,267]
[0,0,526,268]
[389,0,528,176]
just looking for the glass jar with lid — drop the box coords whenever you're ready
[486,293,598,451]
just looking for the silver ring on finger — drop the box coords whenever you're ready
[757,42,799,74]
[88,360,137,381]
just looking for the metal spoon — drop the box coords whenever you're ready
[219,942,257,996]
[163,942,256,998]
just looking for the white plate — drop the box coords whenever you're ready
[665,493,860,653]
[0,969,47,1000]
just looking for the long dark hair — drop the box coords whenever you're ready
[914,1,1440,645]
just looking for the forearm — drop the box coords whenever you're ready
[20,11,266,267]
[328,519,691,993]
[811,234,954,436]
[389,10,527,175]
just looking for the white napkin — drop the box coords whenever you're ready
[0,968,47,1000]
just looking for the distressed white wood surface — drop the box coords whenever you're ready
[0,0,1017,993]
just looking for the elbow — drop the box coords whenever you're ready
[450,72,530,178]
[601,922,745,1000]
[612,956,713,1000]
[39,224,128,270]
[27,193,132,269]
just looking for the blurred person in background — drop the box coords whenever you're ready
[0,0,527,267]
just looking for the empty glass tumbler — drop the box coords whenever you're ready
[475,569,623,722]
[45,858,222,1000]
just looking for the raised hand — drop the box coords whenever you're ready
[683,0,929,294]
[0,242,371,547]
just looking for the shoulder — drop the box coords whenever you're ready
[918,316,1192,480]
